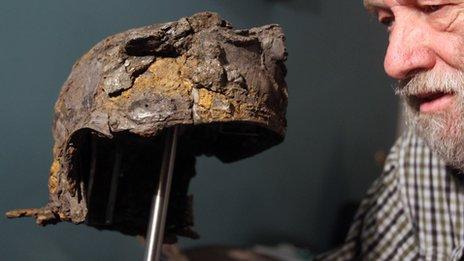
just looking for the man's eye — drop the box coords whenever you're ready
[422,5,443,13]
[379,16,394,27]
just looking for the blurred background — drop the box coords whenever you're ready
[0,0,399,260]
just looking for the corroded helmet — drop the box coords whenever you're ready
[7,12,287,242]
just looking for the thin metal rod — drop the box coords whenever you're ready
[144,127,179,261]
[105,142,123,225]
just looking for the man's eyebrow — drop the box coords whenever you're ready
[364,0,388,12]
[417,0,464,4]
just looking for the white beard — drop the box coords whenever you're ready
[399,71,464,170]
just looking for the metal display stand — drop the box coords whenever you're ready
[143,127,179,261]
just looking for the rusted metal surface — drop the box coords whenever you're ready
[6,12,288,242]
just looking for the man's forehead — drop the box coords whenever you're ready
[363,0,459,10]
[364,0,403,12]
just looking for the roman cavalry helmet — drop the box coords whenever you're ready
[7,12,287,242]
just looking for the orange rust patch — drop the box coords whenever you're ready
[112,55,194,104]
[197,89,214,109]
[49,160,60,194]
[195,88,239,121]
[58,212,68,220]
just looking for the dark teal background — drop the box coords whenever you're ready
[0,0,398,260]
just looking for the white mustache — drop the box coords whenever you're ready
[395,70,464,97]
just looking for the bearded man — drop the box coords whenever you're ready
[318,1,464,260]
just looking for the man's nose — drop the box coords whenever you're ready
[383,17,436,79]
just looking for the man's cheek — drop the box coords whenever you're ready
[447,8,464,32]
[433,9,464,69]
[429,6,464,32]
[449,25,464,69]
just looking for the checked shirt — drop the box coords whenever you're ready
[318,131,464,260]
